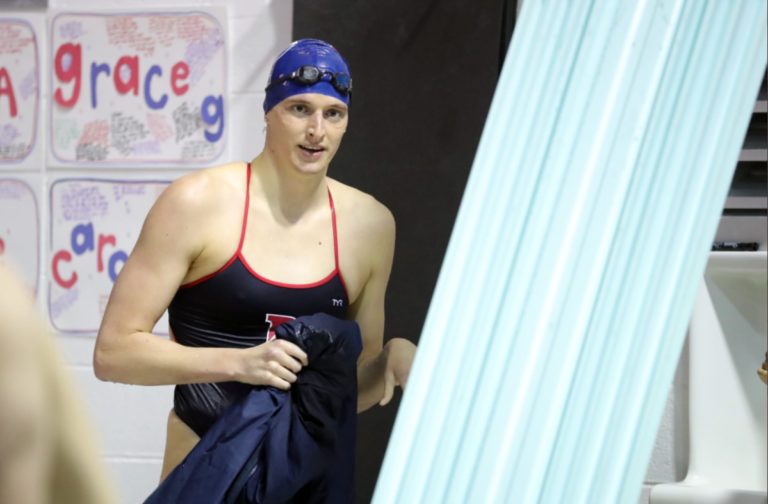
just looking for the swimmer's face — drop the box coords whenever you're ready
[265,93,348,175]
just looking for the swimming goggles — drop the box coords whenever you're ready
[266,65,353,95]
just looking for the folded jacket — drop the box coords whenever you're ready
[144,313,362,504]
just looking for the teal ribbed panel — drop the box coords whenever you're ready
[372,1,767,503]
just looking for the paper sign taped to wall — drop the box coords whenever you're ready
[0,178,39,291]
[50,12,226,165]
[0,19,39,162]
[48,178,169,334]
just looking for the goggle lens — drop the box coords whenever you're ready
[333,73,351,93]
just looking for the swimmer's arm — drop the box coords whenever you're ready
[352,204,416,412]
[92,173,300,387]
[94,174,231,385]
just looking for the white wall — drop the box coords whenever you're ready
[0,1,291,502]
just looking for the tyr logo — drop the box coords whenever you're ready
[265,313,295,342]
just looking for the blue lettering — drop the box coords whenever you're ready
[90,62,111,109]
[144,65,168,110]
[201,94,224,142]
[71,222,94,255]
[108,250,128,282]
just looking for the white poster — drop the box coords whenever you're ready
[0,19,39,163]
[0,178,39,291]
[48,177,169,334]
[50,11,226,165]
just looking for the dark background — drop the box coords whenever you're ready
[294,2,518,502]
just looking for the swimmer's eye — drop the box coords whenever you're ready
[324,108,346,121]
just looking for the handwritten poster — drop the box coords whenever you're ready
[50,12,226,165]
[0,178,39,291]
[48,178,169,334]
[0,19,38,162]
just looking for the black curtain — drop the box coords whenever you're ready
[294,2,515,501]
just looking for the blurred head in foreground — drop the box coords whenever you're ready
[0,262,117,504]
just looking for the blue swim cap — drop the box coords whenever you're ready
[263,39,352,113]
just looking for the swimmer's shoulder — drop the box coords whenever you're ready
[157,162,248,213]
[327,178,395,238]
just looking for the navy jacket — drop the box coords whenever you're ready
[144,313,362,504]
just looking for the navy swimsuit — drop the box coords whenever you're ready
[168,163,350,436]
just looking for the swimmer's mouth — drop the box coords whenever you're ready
[299,145,325,153]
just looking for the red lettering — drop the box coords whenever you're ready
[114,55,139,96]
[265,313,295,342]
[52,48,207,114]
[97,234,116,272]
[0,68,17,118]
[54,43,82,108]
[52,250,78,289]
[170,61,189,96]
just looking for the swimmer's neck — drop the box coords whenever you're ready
[249,152,330,224]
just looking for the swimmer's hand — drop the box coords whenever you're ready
[379,338,417,406]
[236,339,308,390]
